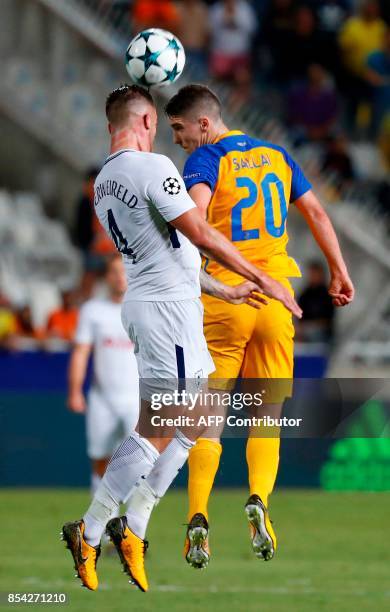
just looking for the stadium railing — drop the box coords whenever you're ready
[34,0,129,57]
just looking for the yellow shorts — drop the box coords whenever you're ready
[202,278,294,402]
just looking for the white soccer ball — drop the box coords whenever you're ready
[125,29,185,88]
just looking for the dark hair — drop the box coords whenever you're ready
[165,84,222,119]
[105,84,155,124]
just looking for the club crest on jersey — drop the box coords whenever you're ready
[163,177,181,195]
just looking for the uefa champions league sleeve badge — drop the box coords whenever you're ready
[163,177,181,195]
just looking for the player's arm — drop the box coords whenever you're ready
[67,303,94,414]
[188,183,212,219]
[68,343,92,413]
[199,269,267,309]
[185,182,275,309]
[185,186,268,308]
[171,208,301,317]
[294,190,354,306]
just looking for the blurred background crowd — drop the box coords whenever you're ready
[0,0,389,373]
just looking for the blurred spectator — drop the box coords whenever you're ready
[0,292,17,350]
[131,0,180,34]
[297,261,335,343]
[316,0,350,35]
[209,0,258,105]
[288,64,339,144]
[322,133,355,191]
[15,305,44,342]
[282,5,327,82]
[338,0,386,127]
[315,0,351,77]
[262,0,296,82]
[46,291,79,342]
[74,167,116,298]
[177,0,209,79]
[339,0,386,76]
[365,29,390,135]
[74,167,97,253]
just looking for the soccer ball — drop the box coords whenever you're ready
[125,29,185,88]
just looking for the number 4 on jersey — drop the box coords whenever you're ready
[107,209,136,262]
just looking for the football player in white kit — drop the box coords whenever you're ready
[62,85,302,593]
[68,253,139,493]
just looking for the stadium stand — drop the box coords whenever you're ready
[0,0,389,371]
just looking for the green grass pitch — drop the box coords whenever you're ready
[0,489,389,612]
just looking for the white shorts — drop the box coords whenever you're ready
[86,387,139,459]
[121,298,214,395]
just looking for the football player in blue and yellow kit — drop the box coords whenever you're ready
[166,85,354,567]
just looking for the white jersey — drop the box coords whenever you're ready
[94,149,201,302]
[75,298,139,399]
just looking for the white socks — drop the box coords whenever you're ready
[91,472,102,496]
[125,480,156,540]
[145,429,194,498]
[84,430,194,545]
[83,432,158,546]
[125,430,194,539]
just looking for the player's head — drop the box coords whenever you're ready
[105,253,127,297]
[106,84,157,151]
[165,84,225,153]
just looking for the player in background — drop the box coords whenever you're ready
[61,85,302,594]
[68,253,139,500]
[166,84,354,567]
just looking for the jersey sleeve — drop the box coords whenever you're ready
[283,151,312,202]
[183,147,220,192]
[74,302,95,345]
[146,155,196,222]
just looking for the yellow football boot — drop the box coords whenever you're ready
[106,516,149,592]
[61,520,100,590]
[184,513,210,569]
[245,494,277,561]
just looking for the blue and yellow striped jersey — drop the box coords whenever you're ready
[183,130,311,282]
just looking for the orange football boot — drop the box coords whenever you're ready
[106,516,149,592]
[61,520,101,590]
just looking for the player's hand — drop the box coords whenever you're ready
[225,281,269,309]
[259,275,303,318]
[328,273,355,307]
[68,391,86,413]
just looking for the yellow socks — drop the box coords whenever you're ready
[187,438,222,521]
[246,435,280,508]
[187,433,279,519]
